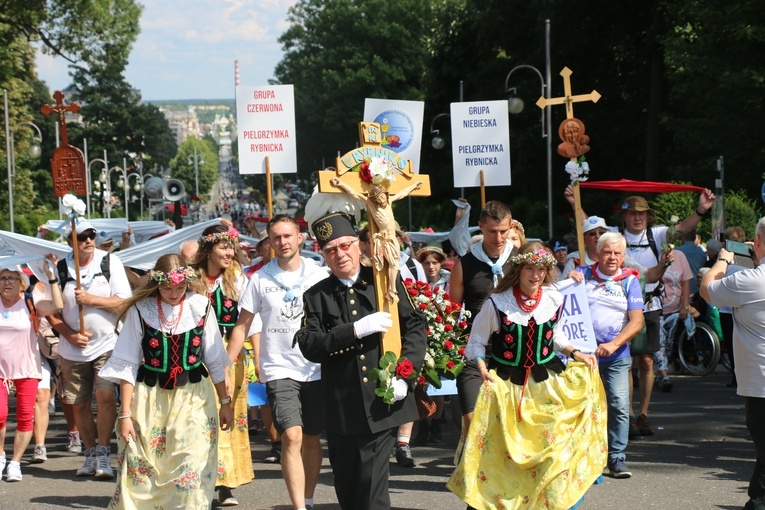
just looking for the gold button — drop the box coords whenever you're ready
[350,299,355,305]
[359,354,365,360]
[359,344,364,349]
[349,289,355,295]
[351,310,358,316]
[361,366,367,372]
[362,377,368,383]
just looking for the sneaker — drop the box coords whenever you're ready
[31,444,47,463]
[607,459,632,478]
[659,377,673,393]
[6,460,21,482]
[0,455,6,479]
[67,431,82,454]
[76,447,96,476]
[48,400,56,415]
[94,445,114,479]
[628,416,639,439]
[637,413,654,436]
[395,443,415,467]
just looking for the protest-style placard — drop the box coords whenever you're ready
[553,279,597,352]
[450,100,511,188]
[363,98,425,173]
[236,84,297,174]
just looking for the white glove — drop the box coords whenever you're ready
[391,377,408,403]
[353,312,392,339]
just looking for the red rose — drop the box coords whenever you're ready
[458,347,466,357]
[443,292,451,301]
[444,341,454,350]
[458,321,468,329]
[452,302,461,310]
[395,359,414,379]
[149,338,159,349]
[188,355,198,364]
[359,162,373,182]
[503,351,514,360]
[417,375,426,386]
[444,324,454,332]
[434,286,440,293]
[150,358,160,367]
[408,288,419,296]
[419,303,427,310]
[192,336,201,347]
[404,278,414,285]
[434,316,443,323]
[446,360,455,369]
[443,304,452,314]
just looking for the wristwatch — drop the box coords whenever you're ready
[719,257,734,265]
[219,396,232,405]
[571,349,581,361]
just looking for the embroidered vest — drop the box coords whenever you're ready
[209,284,239,338]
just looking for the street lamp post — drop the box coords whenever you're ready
[188,146,204,198]
[87,155,107,219]
[429,113,451,150]
[502,20,553,239]
[4,89,43,233]
[126,172,143,220]
[101,164,127,220]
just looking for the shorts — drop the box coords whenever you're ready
[456,361,483,416]
[266,378,323,436]
[39,356,53,391]
[60,351,117,405]
[640,310,662,355]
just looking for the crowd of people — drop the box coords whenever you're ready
[3,172,765,510]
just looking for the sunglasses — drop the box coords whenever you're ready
[322,239,358,258]
[76,230,97,242]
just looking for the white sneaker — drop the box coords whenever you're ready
[67,431,82,453]
[0,454,6,478]
[76,447,96,476]
[31,444,47,463]
[6,460,21,482]
[94,445,114,479]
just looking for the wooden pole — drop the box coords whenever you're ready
[265,156,274,219]
[70,217,85,333]
[480,170,486,208]
[573,182,585,258]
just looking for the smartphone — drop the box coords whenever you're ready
[725,240,754,268]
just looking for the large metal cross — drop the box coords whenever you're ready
[537,67,601,256]
[317,122,430,356]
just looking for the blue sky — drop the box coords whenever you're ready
[37,0,297,101]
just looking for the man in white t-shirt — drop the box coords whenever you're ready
[226,215,328,510]
[47,220,132,480]
[701,217,765,510]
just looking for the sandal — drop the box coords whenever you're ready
[263,442,282,463]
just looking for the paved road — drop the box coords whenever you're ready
[0,371,752,509]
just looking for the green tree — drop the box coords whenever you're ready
[169,138,218,199]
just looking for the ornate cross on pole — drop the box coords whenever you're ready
[536,67,601,255]
[317,122,431,356]
[42,91,88,332]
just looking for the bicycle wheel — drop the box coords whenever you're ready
[677,322,721,376]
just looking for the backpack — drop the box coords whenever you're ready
[56,252,111,291]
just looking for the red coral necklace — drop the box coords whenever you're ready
[157,294,185,336]
[513,285,542,313]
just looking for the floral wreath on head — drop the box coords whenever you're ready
[510,219,525,235]
[148,267,197,286]
[510,249,556,268]
[199,227,240,246]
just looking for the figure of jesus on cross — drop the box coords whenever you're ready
[331,174,422,303]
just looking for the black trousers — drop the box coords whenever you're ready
[327,428,397,510]
[746,397,765,509]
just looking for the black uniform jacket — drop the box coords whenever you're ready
[295,265,427,435]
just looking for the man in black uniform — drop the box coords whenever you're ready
[449,200,515,430]
[295,212,427,510]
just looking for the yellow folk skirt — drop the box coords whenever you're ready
[108,379,219,510]
[214,356,254,488]
[447,362,607,510]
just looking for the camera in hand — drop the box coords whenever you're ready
[725,240,754,269]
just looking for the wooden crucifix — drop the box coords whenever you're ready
[536,67,601,256]
[42,91,88,331]
[318,122,431,356]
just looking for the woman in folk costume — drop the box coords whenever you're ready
[448,242,607,510]
[100,254,233,509]
[192,225,253,506]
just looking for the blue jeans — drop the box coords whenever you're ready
[599,356,631,464]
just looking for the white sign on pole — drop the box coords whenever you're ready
[235,84,297,174]
[450,100,511,188]
[552,279,597,353]
[363,98,425,173]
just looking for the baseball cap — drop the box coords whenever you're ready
[582,216,608,234]
[64,219,96,237]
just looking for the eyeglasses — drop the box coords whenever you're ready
[76,230,97,242]
[322,239,358,258]
[0,276,20,283]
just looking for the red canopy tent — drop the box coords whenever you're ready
[579,179,705,193]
